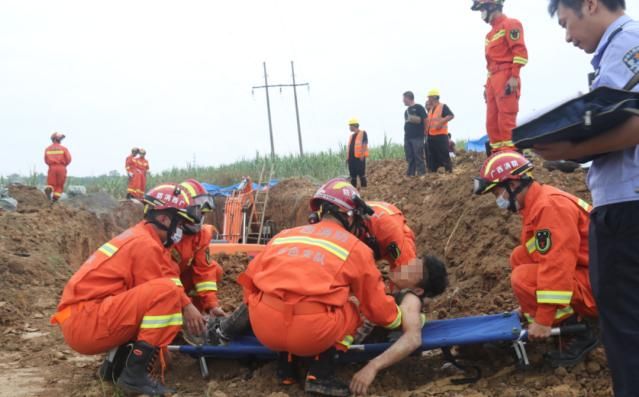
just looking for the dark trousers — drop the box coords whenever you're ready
[590,201,639,397]
[348,158,367,188]
[427,135,452,173]
[404,137,426,176]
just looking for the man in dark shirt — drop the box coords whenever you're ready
[403,91,427,176]
[426,90,455,173]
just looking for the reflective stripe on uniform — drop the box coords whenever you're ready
[98,242,118,257]
[526,236,537,254]
[490,140,515,149]
[421,313,427,328]
[524,306,574,324]
[195,281,218,293]
[46,150,65,155]
[140,313,183,329]
[513,56,528,65]
[272,236,349,261]
[490,29,506,42]
[537,290,573,305]
[338,335,354,349]
[170,278,183,287]
[368,202,396,215]
[577,199,592,213]
[384,305,403,330]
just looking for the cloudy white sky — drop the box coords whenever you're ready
[1,0,637,177]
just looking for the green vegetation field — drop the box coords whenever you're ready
[3,138,467,198]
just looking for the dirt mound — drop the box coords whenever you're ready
[7,185,49,213]
[266,177,317,232]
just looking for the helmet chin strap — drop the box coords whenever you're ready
[146,212,181,247]
[481,4,498,23]
[503,178,531,213]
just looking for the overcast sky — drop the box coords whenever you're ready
[1,0,637,177]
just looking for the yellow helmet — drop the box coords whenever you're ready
[348,118,360,126]
[428,89,441,97]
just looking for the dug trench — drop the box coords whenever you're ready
[0,154,612,396]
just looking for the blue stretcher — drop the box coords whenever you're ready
[169,313,530,379]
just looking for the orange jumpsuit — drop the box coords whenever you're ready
[238,220,402,357]
[44,143,72,201]
[50,222,190,354]
[366,201,417,270]
[172,225,223,312]
[484,14,528,152]
[129,157,149,199]
[511,183,598,326]
[125,155,138,197]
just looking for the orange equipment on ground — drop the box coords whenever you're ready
[365,201,417,270]
[511,182,598,326]
[484,14,528,152]
[238,219,402,357]
[172,225,223,312]
[44,139,72,201]
[222,177,255,243]
[50,222,190,354]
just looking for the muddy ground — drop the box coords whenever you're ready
[0,156,613,396]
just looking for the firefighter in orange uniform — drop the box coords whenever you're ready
[346,118,369,188]
[44,132,72,201]
[239,179,402,396]
[471,0,528,153]
[136,149,150,194]
[474,152,598,366]
[50,184,201,395]
[125,147,140,199]
[173,179,225,335]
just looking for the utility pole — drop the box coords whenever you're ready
[252,61,310,157]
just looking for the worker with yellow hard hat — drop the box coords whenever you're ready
[426,89,454,173]
[346,118,369,188]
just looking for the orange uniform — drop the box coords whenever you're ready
[366,201,417,269]
[172,225,223,312]
[238,220,402,357]
[44,143,72,200]
[346,130,369,160]
[129,157,149,199]
[484,14,528,151]
[510,183,598,326]
[50,222,190,355]
[125,155,139,197]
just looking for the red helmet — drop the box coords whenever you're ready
[310,178,361,212]
[143,183,194,222]
[471,0,504,10]
[51,132,66,142]
[180,179,215,212]
[473,151,534,195]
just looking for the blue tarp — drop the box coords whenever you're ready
[466,135,489,153]
[202,180,279,198]
[174,312,522,362]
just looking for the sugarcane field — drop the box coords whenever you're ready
[2,1,639,397]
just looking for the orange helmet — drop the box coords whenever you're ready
[471,0,504,10]
[51,132,66,142]
[310,178,361,212]
[180,179,215,234]
[143,183,194,222]
[473,151,533,195]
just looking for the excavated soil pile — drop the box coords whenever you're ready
[0,159,613,397]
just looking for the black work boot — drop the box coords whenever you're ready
[277,352,298,386]
[206,303,251,345]
[304,348,350,397]
[116,341,175,396]
[546,318,599,367]
[97,344,130,383]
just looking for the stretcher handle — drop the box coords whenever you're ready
[520,323,588,341]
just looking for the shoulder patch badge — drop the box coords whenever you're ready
[623,46,639,74]
[509,29,521,41]
[535,230,552,254]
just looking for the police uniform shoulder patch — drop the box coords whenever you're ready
[623,46,639,74]
[535,230,552,254]
[509,29,521,41]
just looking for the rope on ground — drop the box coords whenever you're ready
[444,207,469,256]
